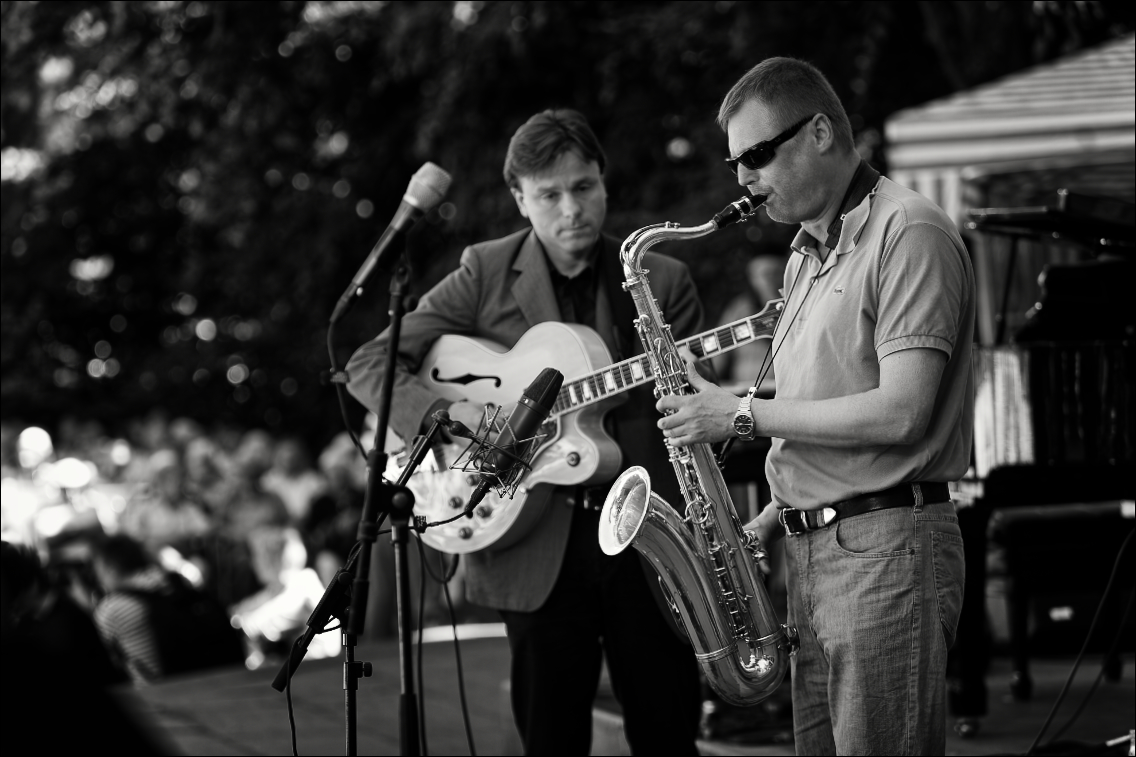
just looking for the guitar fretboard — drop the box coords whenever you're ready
[550,302,781,417]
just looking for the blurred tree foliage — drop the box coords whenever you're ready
[2,0,1132,444]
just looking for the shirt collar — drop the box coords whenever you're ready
[543,237,601,283]
[789,179,880,263]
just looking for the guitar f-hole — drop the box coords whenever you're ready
[430,368,503,388]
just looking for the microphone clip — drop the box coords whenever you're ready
[449,404,548,499]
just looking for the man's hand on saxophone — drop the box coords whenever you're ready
[656,348,741,446]
[656,347,782,577]
[742,505,783,576]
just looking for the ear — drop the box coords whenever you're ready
[811,114,837,154]
[511,188,529,219]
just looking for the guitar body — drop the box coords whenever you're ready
[390,322,624,554]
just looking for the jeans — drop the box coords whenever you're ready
[499,505,701,756]
[786,500,965,755]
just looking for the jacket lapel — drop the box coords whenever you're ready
[511,230,562,327]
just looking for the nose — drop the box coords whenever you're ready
[559,193,582,219]
[737,164,760,189]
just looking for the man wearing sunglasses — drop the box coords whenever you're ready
[656,57,974,755]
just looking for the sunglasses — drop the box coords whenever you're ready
[725,114,817,175]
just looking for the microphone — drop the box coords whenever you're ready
[464,367,564,515]
[330,162,453,323]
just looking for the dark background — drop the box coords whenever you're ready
[2,0,1133,446]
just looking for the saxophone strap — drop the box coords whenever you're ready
[824,158,880,251]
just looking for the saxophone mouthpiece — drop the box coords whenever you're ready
[712,195,766,229]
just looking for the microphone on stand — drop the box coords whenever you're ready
[330,162,453,323]
[463,367,564,516]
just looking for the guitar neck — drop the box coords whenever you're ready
[550,301,781,417]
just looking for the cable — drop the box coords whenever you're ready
[1045,587,1135,744]
[410,534,476,756]
[438,549,477,756]
[421,510,475,530]
[1025,528,1134,755]
[327,324,367,460]
[419,540,461,584]
[286,637,299,756]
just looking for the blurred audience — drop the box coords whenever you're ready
[0,413,468,676]
[307,432,365,585]
[92,534,243,684]
[121,449,212,553]
[231,525,340,668]
[222,430,289,541]
[262,437,328,525]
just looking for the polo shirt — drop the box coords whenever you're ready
[765,177,975,510]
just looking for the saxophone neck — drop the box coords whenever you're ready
[619,195,763,275]
[621,221,717,275]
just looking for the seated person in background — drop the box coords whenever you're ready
[221,430,289,542]
[712,253,785,395]
[121,448,212,553]
[260,437,328,526]
[183,436,239,515]
[230,525,340,668]
[1,541,125,686]
[92,534,242,684]
[2,540,173,755]
[306,432,365,586]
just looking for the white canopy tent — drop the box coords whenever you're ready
[884,34,1135,344]
[886,33,1134,223]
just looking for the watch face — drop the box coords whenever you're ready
[733,415,755,437]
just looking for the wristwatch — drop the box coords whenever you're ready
[732,386,758,441]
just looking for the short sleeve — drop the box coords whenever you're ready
[875,222,966,361]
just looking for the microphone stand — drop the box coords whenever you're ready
[350,257,421,757]
[273,252,427,757]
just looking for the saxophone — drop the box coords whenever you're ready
[599,195,798,707]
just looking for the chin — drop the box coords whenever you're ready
[562,235,598,255]
[763,201,798,226]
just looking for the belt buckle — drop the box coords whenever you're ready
[781,506,838,535]
[779,508,805,536]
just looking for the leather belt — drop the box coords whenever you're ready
[780,482,950,536]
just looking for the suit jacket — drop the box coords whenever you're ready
[346,227,703,611]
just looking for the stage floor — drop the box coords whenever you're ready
[126,635,1133,756]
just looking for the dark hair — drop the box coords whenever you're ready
[717,57,854,153]
[92,534,152,575]
[502,109,607,190]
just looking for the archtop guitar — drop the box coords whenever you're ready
[391,299,782,554]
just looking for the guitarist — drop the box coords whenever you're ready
[346,109,702,755]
